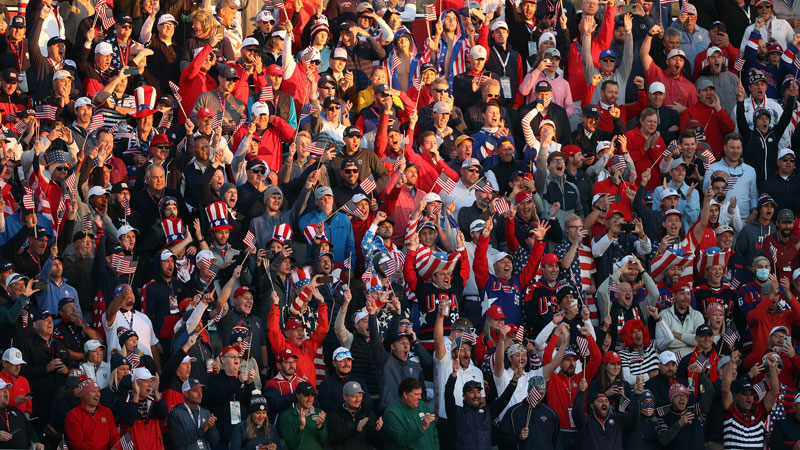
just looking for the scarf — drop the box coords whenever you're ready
[687,347,719,396]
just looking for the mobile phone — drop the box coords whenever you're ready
[620,4,636,13]
[613,380,625,389]
[524,173,533,181]
[785,335,792,347]
[319,275,334,283]
[32,281,47,290]
[123,67,139,76]
[620,223,636,233]
[669,236,681,245]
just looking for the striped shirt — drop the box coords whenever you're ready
[620,344,660,381]
[723,402,768,450]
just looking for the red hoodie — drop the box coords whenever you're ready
[178,44,218,124]
[231,117,295,174]
[543,333,601,432]
[565,4,616,104]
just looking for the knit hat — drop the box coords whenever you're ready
[249,390,268,414]
[78,378,100,397]
[116,327,138,347]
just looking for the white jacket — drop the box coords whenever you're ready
[655,305,707,360]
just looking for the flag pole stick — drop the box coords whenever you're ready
[448,176,485,202]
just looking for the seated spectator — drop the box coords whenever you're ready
[382,377,438,449]
[278,381,328,449]
[64,378,119,450]
[229,391,280,450]
[327,380,382,449]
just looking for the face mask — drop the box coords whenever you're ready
[756,268,770,281]
[641,400,655,417]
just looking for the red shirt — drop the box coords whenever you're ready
[644,63,698,108]
[680,102,735,159]
[178,44,219,124]
[626,127,666,191]
[593,177,633,221]
[231,117,296,174]
[64,403,121,450]
[0,372,31,414]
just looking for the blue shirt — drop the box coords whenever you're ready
[37,257,81,324]
[299,210,355,267]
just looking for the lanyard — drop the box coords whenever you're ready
[9,42,23,72]
[0,410,9,431]
[492,47,510,76]
[121,310,135,329]
[184,403,202,429]
[118,41,130,66]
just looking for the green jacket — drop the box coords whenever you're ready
[278,407,329,450]
[382,399,439,450]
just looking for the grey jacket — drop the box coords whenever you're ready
[167,403,221,450]
[583,31,634,106]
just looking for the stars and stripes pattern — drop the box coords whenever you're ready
[526,387,543,409]
[120,432,134,450]
[462,332,478,344]
[111,254,137,274]
[88,113,105,133]
[434,172,456,194]
[493,197,511,215]
[734,55,745,72]
[724,176,737,193]
[82,214,92,230]
[341,200,365,218]
[35,105,57,121]
[210,113,222,130]
[298,104,320,121]
[22,186,34,210]
[359,174,377,195]
[680,0,692,14]
[424,2,437,21]
[64,172,76,196]
[515,325,524,342]
[475,179,494,193]
[794,54,800,71]
[242,230,256,252]
[259,85,274,103]
[126,352,140,368]
[305,141,324,156]
[394,154,405,172]
[159,114,173,130]
[11,119,26,134]
[701,149,716,170]
[95,0,116,29]
[123,198,131,217]
[613,156,628,173]
[723,326,740,349]
[169,81,183,103]
[576,336,590,357]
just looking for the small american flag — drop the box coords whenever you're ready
[734,56,745,72]
[526,387,543,408]
[88,113,105,133]
[123,198,131,217]
[242,230,256,252]
[212,306,226,323]
[159,114,173,130]
[109,121,121,134]
[95,0,116,29]
[82,214,92,230]
[11,119,26,134]
[794,55,800,71]
[211,113,222,130]
[723,327,739,349]
[385,257,397,277]
[126,352,140,368]
[57,438,69,450]
[613,156,627,173]
[305,141,324,156]
[431,203,442,217]
[361,270,371,285]
[264,0,284,7]
[701,149,716,170]
[724,176,737,192]
[343,256,352,270]
[56,193,68,219]
[729,278,741,291]
[394,154,405,172]
[64,172,76,195]
[576,336,590,357]
[36,105,57,121]
[680,0,692,14]
[169,81,183,103]
[609,279,622,293]
[342,200,365,218]
[462,332,478,344]
[412,74,422,89]
[515,325,524,342]
[240,336,251,351]
[259,85,274,103]
[111,254,137,275]
[663,142,675,158]
[424,2,437,21]
[493,197,511,215]
[434,172,456,194]
[120,432,134,450]
[299,104,320,121]
[199,258,220,277]
[359,174,377,195]
[22,186,34,210]
[474,179,493,193]
[390,54,402,71]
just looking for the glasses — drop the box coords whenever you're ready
[327,105,341,111]
[343,168,359,174]
[433,88,448,93]
[223,354,242,360]
[53,166,67,171]
[781,158,795,163]
[321,84,336,90]
[251,168,267,175]
[601,57,616,63]
[466,168,480,173]
[335,350,352,359]
[757,3,771,8]
[243,47,257,53]
[119,24,133,30]
[399,321,412,327]
[485,93,500,98]
[153,145,167,149]
[309,60,321,66]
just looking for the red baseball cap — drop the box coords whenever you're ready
[515,191,533,204]
[506,324,519,337]
[603,351,621,364]
[233,286,254,298]
[265,64,283,77]
[563,144,581,157]
[197,107,214,119]
[541,253,559,266]
[219,345,241,358]
[671,280,692,294]
[150,133,172,146]
[285,319,305,330]
[276,348,298,363]
[486,305,505,321]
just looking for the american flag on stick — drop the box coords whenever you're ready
[342,200,365,218]
[474,179,494,193]
[35,105,57,121]
[64,172,76,196]
[111,254,137,275]
[199,258,221,277]
[88,113,105,133]
[120,432,134,450]
[431,203,442,217]
[305,141,324,156]
[794,54,800,71]
[299,104,320,121]
[493,197,511,215]
[82,214,92,230]
[424,2,437,21]
[701,149,716,170]
[734,55,745,72]
[576,336,590,357]
[126,352,140,368]
[211,306,227,323]
[723,327,739,349]
[613,156,628,173]
[385,257,397,277]
[242,230,256,252]
[462,332,478,344]
[390,54,402,71]
[680,0,692,14]
[240,335,251,351]
[361,270,371,285]
[434,172,457,194]
[95,0,116,29]
[724,176,737,193]
[394,154,405,172]
[515,325,525,342]
[169,81,183,103]
[210,113,222,130]
[56,193,68,219]
[359,174,377,195]
[123,198,131,217]
[259,85,274,103]
[11,119,26,134]
[159,114,173,130]
[22,186,34,210]
[343,256,352,270]
[526,387,543,408]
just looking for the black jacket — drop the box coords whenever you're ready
[573,390,640,450]
[447,371,515,450]
[327,401,381,450]
[499,397,561,450]
[761,171,800,214]
[737,96,794,187]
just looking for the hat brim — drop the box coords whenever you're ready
[127,110,163,127]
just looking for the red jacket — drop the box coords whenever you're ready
[231,117,295,174]
[543,333,601,431]
[64,403,121,450]
[745,294,800,369]
[592,177,633,221]
[626,127,666,191]
[264,373,301,397]
[230,61,267,106]
[761,234,800,282]
[267,294,329,386]
[565,4,616,104]
[404,146,459,193]
[693,43,740,81]
[583,86,647,135]
[679,102,735,159]
[0,372,31,414]
[178,44,219,124]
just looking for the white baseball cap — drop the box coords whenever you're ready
[469,219,486,232]
[493,252,512,265]
[0,380,12,390]
[83,339,104,353]
[133,367,154,380]
[662,188,679,199]
[94,41,113,56]
[257,10,275,22]
[75,96,92,108]
[423,192,442,203]
[2,347,25,365]
[180,355,197,364]
[53,69,73,80]
[469,45,487,60]
[648,82,666,94]
[242,37,259,48]
[778,148,795,160]
[88,186,109,198]
[658,350,677,365]
[116,224,138,239]
[157,14,178,25]
[490,20,508,31]
[251,102,270,116]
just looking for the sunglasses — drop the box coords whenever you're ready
[343,168,359,174]
[485,93,500,98]
[466,168,480,173]
[757,3,771,8]
[119,24,133,29]
[433,88,448,93]
[399,321,412,327]
[251,168,267,175]
[601,57,616,63]
[327,105,341,111]
[53,166,67,171]
[781,158,795,163]
[309,60,321,65]
[153,145,168,149]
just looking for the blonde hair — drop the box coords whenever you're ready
[245,412,271,439]
[191,9,218,40]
